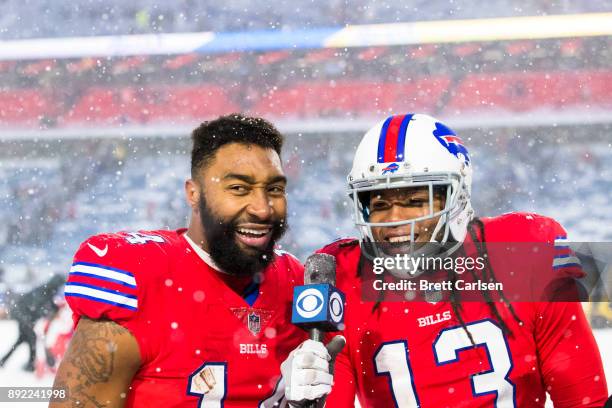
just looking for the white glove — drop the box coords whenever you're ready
[281,336,346,407]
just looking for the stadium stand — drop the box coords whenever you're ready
[446,70,612,113]
[2,70,611,128]
[0,89,57,127]
[60,85,240,126]
[251,77,451,118]
[2,0,612,39]
[1,35,611,128]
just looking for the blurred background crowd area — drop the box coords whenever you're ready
[0,36,611,129]
[0,124,610,290]
[2,0,612,39]
[0,2,610,300]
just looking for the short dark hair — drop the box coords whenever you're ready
[190,113,284,177]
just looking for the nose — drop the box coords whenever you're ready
[386,203,422,224]
[246,188,274,220]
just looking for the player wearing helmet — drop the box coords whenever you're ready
[282,113,608,407]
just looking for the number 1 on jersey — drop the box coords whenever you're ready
[374,340,420,407]
[187,362,227,407]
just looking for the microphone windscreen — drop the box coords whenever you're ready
[304,253,336,285]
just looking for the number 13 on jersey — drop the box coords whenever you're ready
[373,319,516,407]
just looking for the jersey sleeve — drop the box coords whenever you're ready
[548,219,584,279]
[66,234,140,321]
[534,301,608,407]
[532,217,606,405]
[65,231,165,363]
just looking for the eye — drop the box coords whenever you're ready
[408,198,428,207]
[229,185,249,194]
[370,200,391,211]
[268,185,286,195]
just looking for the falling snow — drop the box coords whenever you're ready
[0,0,610,406]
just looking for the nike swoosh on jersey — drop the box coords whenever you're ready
[87,242,108,257]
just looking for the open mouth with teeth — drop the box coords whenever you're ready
[235,226,273,250]
[387,235,413,243]
[381,232,421,254]
[385,233,419,244]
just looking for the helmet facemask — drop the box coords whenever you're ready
[349,170,469,279]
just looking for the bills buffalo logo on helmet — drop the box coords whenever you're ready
[382,163,400,175]
[432,122,471,165]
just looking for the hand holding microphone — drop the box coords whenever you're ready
[282,254,346,408]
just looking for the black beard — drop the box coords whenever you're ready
[198,195,287,277]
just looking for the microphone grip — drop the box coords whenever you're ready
[309,328,324,342]
[304,328,326,408]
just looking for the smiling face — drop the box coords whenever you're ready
[187,142,288,275]
[368,186,446,244]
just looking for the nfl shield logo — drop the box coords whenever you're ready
[248,312,261,335]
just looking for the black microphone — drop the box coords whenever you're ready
[303,253,338,342]
[291,253,344,408]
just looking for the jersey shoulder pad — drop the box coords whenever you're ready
[480,212,565,243]
[273,248,304,277]
[65,230,175,322]
[315,238,361,288]
[316,237,360,257]
[481,213,582,279]
[274,248,301,263]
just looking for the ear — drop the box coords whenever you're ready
[185,179,200,211]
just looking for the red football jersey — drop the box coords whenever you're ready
[65,228,307,407]
[320,213,608,408]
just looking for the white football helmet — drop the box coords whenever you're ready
[348,113,474,260]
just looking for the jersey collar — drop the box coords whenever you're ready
[182,232,227,274]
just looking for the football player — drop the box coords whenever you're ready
[51,114,307,407]
[282,113,608,407]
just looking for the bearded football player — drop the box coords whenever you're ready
[282,113,608,407]
[51,114,307,407]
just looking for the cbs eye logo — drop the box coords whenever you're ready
[329,291,343,323]
[296,288,325,318]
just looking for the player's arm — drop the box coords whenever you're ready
[50,317,141,408]
[535,301,608,407]
[533,219,608,406]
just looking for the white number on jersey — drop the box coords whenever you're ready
[374,340,420,407]
[187,363,287,407]
[125,232,164,244]
[187,363,227,408]
[373,319,515,407]
[434,319,515,407]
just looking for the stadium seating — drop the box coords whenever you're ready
[61,85,240,126]
[0,89,56,127]
[446,70,612,114]
[251,77,451,118]
[3,70,611,129]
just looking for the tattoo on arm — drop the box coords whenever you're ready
[51,318,138,408]
[69,319,124,384]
